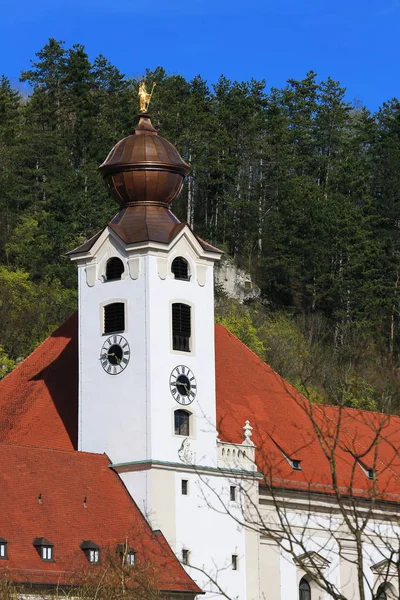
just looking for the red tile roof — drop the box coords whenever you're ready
[215,325,400,501]
[0,313,78,451]
[0,443,200,593]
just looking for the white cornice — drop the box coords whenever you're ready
[69,224,222,264]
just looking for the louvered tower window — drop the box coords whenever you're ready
[106,257,124,281]
[172,303,191,351]
[104,303,125,334]
[299,578,311,600]
[171,257,189,280]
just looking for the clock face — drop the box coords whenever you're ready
[169,365,197,405]
[100,335,130,375]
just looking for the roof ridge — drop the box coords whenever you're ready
[0,441,106,457]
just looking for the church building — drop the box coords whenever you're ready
[0,100,400,600]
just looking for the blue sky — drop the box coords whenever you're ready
[1,0,399,110]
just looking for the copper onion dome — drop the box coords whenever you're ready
[68,105,221,255]
[98,113,190,207]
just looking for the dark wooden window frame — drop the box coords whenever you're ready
[174,410,191,436]
[104,302,125,334]
[172,303,191,352]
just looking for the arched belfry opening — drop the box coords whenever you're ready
[171,257,189,281]
[106,257,124,281]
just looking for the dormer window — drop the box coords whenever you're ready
[106,257,124,281]
[172,303,191,352]
[172,257,190,281]
[0,538,7,559]
[357,459,375,481]
[104,302,125,334]
[80,540,100,564]
[291,459,302,471]
[116,544,136,566]
[33,537,54,562]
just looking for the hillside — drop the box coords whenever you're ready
[1,39,400,412]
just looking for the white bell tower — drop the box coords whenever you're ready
[68,112,222,468]
[69,112,259,600]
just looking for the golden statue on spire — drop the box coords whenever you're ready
[138,81,156,113]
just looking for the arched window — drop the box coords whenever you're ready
[106,257,124,281]
[172,303,191,352]
[104,302,125,334]
[299,577,311,600]
[172,257,189,281]
[174,410,190,436]
[375,585,388,600]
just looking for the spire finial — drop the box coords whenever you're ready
[242,420,254,446]
[138,81,156,113]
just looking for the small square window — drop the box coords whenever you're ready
[232,554,238,570]
[42,546,53,561]
[230,486,236,501]
[182,549,189,565]
[89,549,100,564]
[182,480,188,495]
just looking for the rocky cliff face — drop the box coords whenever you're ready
[215,257,261,303]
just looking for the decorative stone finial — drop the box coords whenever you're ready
[242,420,254,446]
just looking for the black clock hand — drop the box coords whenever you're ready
[100,352,121,364]
[173,381,190,394]
[108,352,121,364]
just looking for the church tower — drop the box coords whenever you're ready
[69,109,222,469]
[69,100,259,600]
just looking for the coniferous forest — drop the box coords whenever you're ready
[2,39,400,412]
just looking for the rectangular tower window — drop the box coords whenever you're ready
[182,480,188,495]
[232,554,238,570]
[230,486,236,501]
[172,303,191,352]
[174,410,190,436]
[182,549,189,565]
[104,302,125,334]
